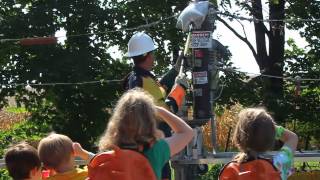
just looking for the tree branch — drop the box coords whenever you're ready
[217,16,258,61]
[240,2,272,39]
[235,18,248,39]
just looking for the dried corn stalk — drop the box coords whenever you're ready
[0,109,28,130]
[203,103,243,151]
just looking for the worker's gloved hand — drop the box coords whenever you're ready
[174,53,185,72]
[175,75,188,89]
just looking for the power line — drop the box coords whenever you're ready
[0,14,178,43]
[1,79,123,88]
[217,11,320,23]
[1,67,319,88]
[221,67,320,82]
[1,11,320,44]
[59,14,178,38]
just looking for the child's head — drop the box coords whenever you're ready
[38,133,74,171]
[233,108,276,162]
[5,142,41,180]
[99,88,157,151]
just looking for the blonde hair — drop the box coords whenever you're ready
[233,108,276,163]
[99,88,158,151]
[38,133,73,169]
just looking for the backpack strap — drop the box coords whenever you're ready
[89,145,122,166]
[219,160,238,178]
[257,156,279,172]
[120,142,151,153]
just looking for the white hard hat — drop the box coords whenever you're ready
[127,32,157,57]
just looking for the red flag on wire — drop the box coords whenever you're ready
[19,37,57,46]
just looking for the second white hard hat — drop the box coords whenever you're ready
[127,32,157,57]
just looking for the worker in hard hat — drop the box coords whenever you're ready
[123,32,188,180]
[124,32,188,113]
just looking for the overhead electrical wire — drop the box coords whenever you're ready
[1,67,319,89]
[0,14,178,44]
[221,67,320,82]
[1,11,320,43]
[217,12,320,23]
[0,9,319,87]
[1,79,123,88]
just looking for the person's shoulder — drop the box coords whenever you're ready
[127,71,143,88]
[146,139,170,157]
[47,168,88,180]
[151,139,169,149]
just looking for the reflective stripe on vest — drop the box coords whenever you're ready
[142,77,168,109]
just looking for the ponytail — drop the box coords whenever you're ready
[233,150,258,163]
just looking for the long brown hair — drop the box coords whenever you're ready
[99,88,158,151]
[233,108,276,163]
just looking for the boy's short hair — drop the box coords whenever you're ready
[38,133,74,169]
[5,142,41,180]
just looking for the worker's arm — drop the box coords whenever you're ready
[156,106,193,157]
[165,75,188,113]
[160,68,178,92]
[160,54,183,92]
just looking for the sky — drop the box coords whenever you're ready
[213,20,308,74]
[212,0,308,74]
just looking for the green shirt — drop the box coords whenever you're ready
[144,139,171,180]
[275,125,285,140]
[273,146,294,180]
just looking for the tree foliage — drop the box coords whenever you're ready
[0,0,132,149]
[217,0,320,148]
[0,0,319,151]
[0,0,219,149]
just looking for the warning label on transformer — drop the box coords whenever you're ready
[191,31,212,49]
[193,71,208,84]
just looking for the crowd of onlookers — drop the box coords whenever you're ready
[4,88,298,180]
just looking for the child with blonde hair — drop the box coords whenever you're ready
[219,108,298,180]
[5,142,42,180]
[38,133,94,180]
[97,88,193,179]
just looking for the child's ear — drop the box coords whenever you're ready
[30,167,40,176]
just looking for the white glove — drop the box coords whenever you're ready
[175,75,189,89]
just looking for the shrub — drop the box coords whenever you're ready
[198,164,224,180]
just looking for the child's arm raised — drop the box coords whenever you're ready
[73,143,95,164]
[156,106,193,157]
[276,126,298,151]
[273,126,298,179]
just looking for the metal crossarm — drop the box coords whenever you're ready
[173,151,320,165]
[1,152,320,168]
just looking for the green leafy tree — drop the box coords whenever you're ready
[217,0,288,121]
[0,0,131,149]
[0,0,222,149]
